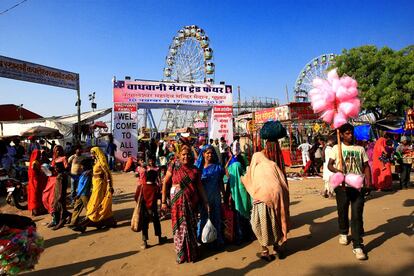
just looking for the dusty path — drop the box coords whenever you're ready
[2,172,413,276]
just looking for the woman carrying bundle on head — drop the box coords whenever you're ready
[241,121,290,261]
[161,144,210,264]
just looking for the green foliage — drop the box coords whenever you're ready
[333,45,414,118]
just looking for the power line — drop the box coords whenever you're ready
[0,0,28,16]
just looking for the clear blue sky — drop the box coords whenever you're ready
[1,0,413,119]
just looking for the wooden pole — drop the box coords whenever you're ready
[252,112,256,152]
[336,128,345,187]
[76,84,81,144]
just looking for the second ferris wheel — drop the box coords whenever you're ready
[163,25,215,84]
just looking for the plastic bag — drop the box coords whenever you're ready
[201,219,217,243]
[41,164,52,176]
[131,188,144,232]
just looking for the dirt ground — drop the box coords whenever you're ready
[1,171,413,276]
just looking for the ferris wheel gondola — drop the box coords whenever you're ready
[294,53,336,102]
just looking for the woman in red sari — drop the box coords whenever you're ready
[372,136,393,191]
[161,144,209,264]
[27,149,48,216]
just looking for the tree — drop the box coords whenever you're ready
[333,45,414,118]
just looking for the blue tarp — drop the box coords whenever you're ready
[354,124,371,141]
[385,128,414,135]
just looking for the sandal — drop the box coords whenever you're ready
[158,236,167,245]
[141,241,148,250]
[257,249,275,262]
[273,244,286,259]
[72,225,86,233]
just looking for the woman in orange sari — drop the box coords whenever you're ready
[372,136,393,191]
[27,149,48,216]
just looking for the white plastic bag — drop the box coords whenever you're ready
[41,164,52,176]
[201,219,217,243]
[159,156,167,166]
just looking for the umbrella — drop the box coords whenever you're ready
[90,121,108,129]
[20,126,63,138]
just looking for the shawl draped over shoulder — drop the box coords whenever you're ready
[241,151,290,241]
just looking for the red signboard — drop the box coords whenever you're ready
[255,107,276,124]
[288,102,319,120]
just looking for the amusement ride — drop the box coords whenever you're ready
[159,25,215,132]
[294,53,336,102]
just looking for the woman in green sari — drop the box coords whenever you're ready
[225,155,253,244]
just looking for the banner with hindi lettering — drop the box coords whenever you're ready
[113,103,138,162]
[113,80,232,106]
[0,55,79,90]
[255,107,277,124]
[208,105,234,144]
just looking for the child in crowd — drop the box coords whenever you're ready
[135,156,166,249]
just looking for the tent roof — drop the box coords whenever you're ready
[0,108,111,126]
[53,108,111,125]
[0,104,43,121]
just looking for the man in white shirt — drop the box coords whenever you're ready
[219,137,228,167]
[298,141,312,167]
[232,136,241,156]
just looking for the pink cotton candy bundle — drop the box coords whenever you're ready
[329,172,345,189]
[310,68,361,129]
[333,111,348,129]
[344,173,364,191]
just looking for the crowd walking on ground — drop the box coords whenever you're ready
[0,121,412,265]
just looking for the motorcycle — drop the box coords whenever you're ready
[0,168,28,210]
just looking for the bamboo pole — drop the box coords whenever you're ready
[336,128,345,187]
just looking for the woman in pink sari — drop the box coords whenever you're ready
[42,145,70,229]
[366,141,375,184]
[372,137,393,191]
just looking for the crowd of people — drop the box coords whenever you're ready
[297,132,413,195]
[0,136,117,233]
[129,134,280,263]
[1,122,412,265]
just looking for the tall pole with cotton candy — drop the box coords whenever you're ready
[309,68,363,190]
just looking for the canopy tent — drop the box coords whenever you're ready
[52,108,111,125]
[20,126,62,138]
[375,116,405,131]
[0,108,111,143]
[0,104,43,121]
[90,121,108,129]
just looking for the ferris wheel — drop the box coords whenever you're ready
[159,25,216,132]
[294,53,336,102]
[163,25,215,83]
